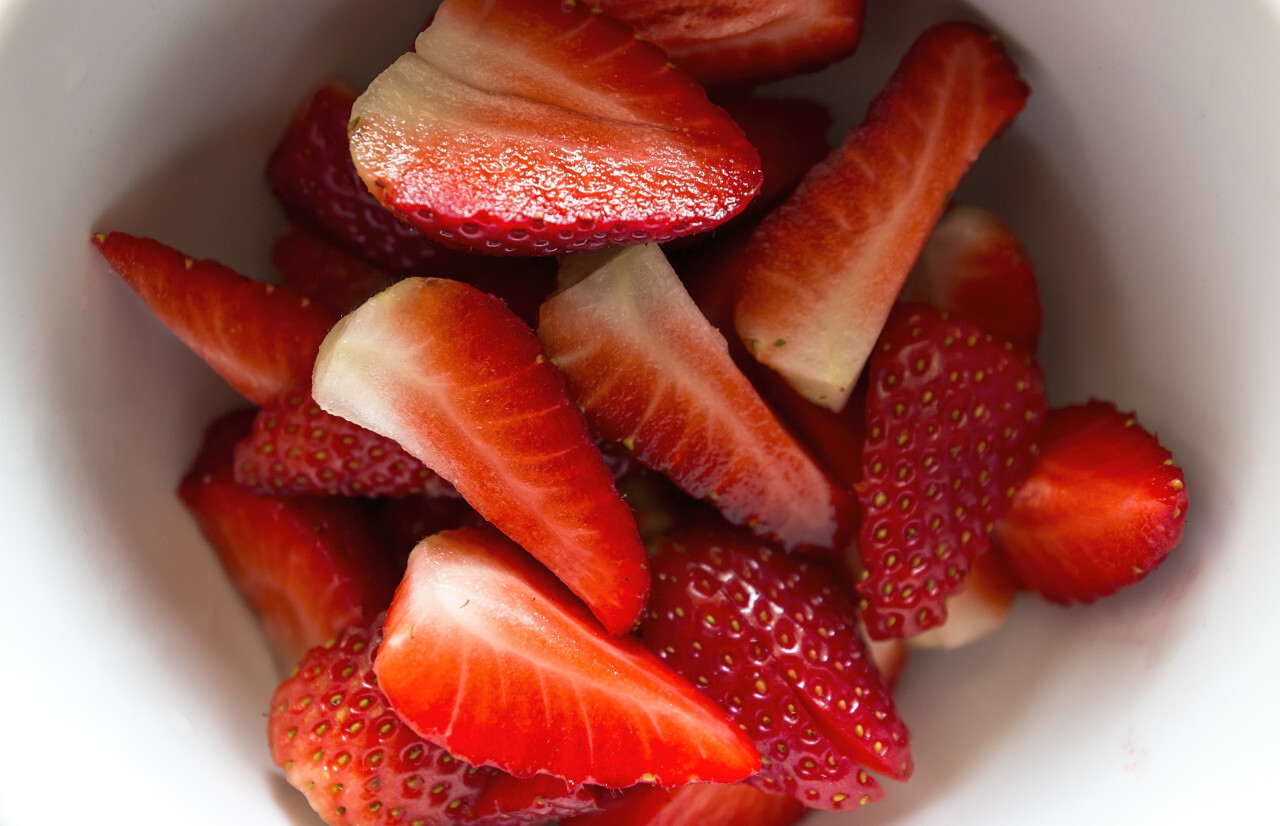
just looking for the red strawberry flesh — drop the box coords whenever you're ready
[567,781,806,826]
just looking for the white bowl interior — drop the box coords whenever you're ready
[1,0,1277,824]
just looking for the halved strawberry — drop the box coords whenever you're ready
[311,277,648,634]
[733,22,1030,411]
[348,0,762,256]
[538,244,855,553]
[568,782,805,826]
[374,527,761,788]
[596,0,864,88]
[93,232,337,405]
[232,392,441,498]
[900,203,1042,351]
[991,400,1189,603]
[179,410,397,669]
[641,529,911,810]
[855,305,1046,639]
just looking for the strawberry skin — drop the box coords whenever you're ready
[596,0,864,88]
[179,410,398,669]
[733,22,1029,411]
[539,244,855,553]
[349,0,762,256]
[311,277,648,635]
[568,782,806,826]
[233,392,441,498]
[715,95,833,217]
[642,529,912,811]
[900,203,1043,351]
[93,232,337,405]
[272,223,401,318]
[856,305,1046,639]
[374,527,762,788]
[992,401,1189,603]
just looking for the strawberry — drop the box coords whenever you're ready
[733,22,1030,411]
[348,0,762,256]
[373,527,761,788]
[991,400,1189,603]
[179,410,397,669]
[268,620,599,826]
[642,529,912,811]
[900,203,1043,351]
[311,277,649,634]
[538,244,856,553]
[271,223,401,317]
[567,781,805,826]
[907,545,1019,649]
[232,392,442,498]
[595,0,864,88]
[855,305,1046,639]
[370,493,488,571]
[716,95,833,217]
[93,232,336,406]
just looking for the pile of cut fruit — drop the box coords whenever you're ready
[94,1,1190,824]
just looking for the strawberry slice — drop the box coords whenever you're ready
[93,232,337,406]
[232,392,441,498]
[179,410,397,669]
[991,400,1189,603]
[733,22,1030,411]
[538,244,855,553]
[374,527,761,788]
[468,773,600,825]
[348,0,762,256]
[567,782,805,826]
[908,546,1019,649]
[900,203,1043,351]
[642,529,912,810]
[271,223,400,317]
[311,277,648,634]
[595,0,864,88]
[855,305,1046,639]
[716,95,833,217]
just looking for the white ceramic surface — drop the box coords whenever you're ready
[1,0,1277,824]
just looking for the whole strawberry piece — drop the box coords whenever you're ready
[642,529,912,811]
[233,392,441,498]
[992,400,1189,603]
[855,305,1046,639]
[349,0,762,256]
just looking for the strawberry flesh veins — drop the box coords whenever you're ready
[374,527,762,788]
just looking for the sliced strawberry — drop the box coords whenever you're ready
[374,527,761,788]
[568,782,805,826]
[311,277,648,634]
[538,244,855,553]
[596,0,864,88]
[855,305,1046,639]
[370,493,489,571]
[642,529,912,810]
[716,95,833,217]
[862,633,909,691]
[908,545,1019,649]
[468,773,600,825]
[233,391,442,498]
[179,410,397,669]
[733,22,1030,411]
[271,223,401,317]
[349,0,762,256]
[900,203,1042,351]
[93,232,336,406]
[991,400,1189,603]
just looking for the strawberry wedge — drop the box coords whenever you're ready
[311,277,648,634]
[733,22,1029,411]
[348,0,762,256]
[374,527,761,788]
[539,244,855,552]
[93,232,337,405]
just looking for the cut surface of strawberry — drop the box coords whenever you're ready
[374,527,762,788]
[992,400,1189,603]
[733,22,1029,411]
[900,203,1042,351]
[539,244,855,553]
[179,410,397,669]
[349,0,762,256]
[596,0,864,88]
[856,305,1046,639]
[93,231,336,406]
[233,392,440,498]
[467,772,600,825]
[642,529,912,811]
[567,781,806,826]
[312,277,649,634]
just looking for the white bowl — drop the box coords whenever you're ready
[1,0,1277,824]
